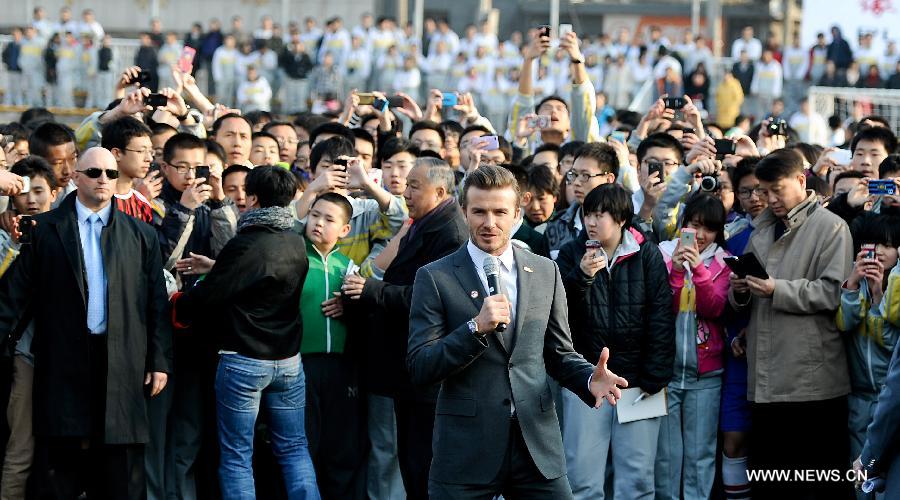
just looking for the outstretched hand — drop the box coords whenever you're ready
[589,347,628,408]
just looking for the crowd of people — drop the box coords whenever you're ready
[0,9,899,500]
[4,6,900,135]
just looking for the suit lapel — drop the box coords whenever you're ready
[509,247,531,354]
[54,206,87,306]
[451,246,509,355]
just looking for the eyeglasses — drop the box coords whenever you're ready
[566,170,608,183]
[737,187,765,199]
[275,137,300,147]
[171,165,207,175]
[124,147,153,157]
[77,168,119,179]
[641,159,679,168]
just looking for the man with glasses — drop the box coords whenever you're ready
[0,147,172,498]
[100,117,156,223]
[153,133,237,499]
[545,142,618,259]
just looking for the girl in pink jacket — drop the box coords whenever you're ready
[655,193,731,500]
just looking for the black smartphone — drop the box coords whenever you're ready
[333,158,349,168]
[386,95,405,108]
[146,93,167,107]
[148,161,160,174]
[646,160,664,182]
[537,25,551,38]
[195,165,210,183]
[740,253,769,279]
[664,97,685,109]
[127,70,151,85]
[18,215,34,245]
[714,139,736,157]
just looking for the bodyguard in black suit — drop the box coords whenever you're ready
[0,148,173,498]
[406,165,627,499]
[342,161,468,499]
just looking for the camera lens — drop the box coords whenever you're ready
[700,175,719,192]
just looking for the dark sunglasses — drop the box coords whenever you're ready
[77,168,120,179]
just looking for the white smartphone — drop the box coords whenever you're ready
[828,149,852,165]
[21,176,30,194]
[559,24,573,38]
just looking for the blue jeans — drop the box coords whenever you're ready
[215,353,320,500]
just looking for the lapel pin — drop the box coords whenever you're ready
[523,266,534,273]
[470,290,479,299]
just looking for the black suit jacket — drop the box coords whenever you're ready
[0,193,172,444]
[407,245,595,484]
[361,200,468,399]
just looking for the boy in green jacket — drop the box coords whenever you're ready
[300,192,367,499]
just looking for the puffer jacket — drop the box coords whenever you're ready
[557,227,676,394]
[659,239,730,388]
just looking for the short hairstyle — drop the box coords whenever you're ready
[379,137,420,162]
[637,133,684,164]
[245,165,298,208]
[28,122,74,160]
[10,156,58,190]
[582,183,633,225]
[789,142,823,166]
[309,136,355,173]
[417,160,459,198]
[729,157,760,189]
[19,107,55,130]
[222,164,250,182]
[533,143,561,161]
[439,120,464,140]
[460,124,493,144]
[879,154,900,178]
[755,148,805,182]
[352,127,376,149]
[833,170,865,185]
[418,149,443,160]
[858,115,891,129]
[409,120,445,146]
[311,192,353,224]
[0,123,30,144]
[150,121,178,137]
[461,164,520,207]
[559,140,585,160]
[162,133,207,164]
[205,139,227,165]
[243,110,273,127]
[293,112,331,134]
[681,192,727,247]
[535,95,569,114]
[526,163,559,197]
[211,113,252,136]
[497,136,513,162]
[309,122,354,146]
[252,131,279,144]
[806,174,831,198]
[851,126,897,155]
[261,120,297,135]
[100,117,151,151]
[573,142,619,177]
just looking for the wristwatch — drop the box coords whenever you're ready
[467,318,482,337]
[175,105,192,122]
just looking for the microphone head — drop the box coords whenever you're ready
[482,256,499,276]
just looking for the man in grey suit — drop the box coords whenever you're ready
[407,165,627,498]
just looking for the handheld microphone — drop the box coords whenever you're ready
[482,256,508,333]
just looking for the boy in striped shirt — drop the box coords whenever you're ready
[100,116,157,223]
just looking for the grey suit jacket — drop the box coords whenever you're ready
[407,244,596,485]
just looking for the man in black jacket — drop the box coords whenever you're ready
[0,147,173,498]
[281,37,314,113]
[149,132,236,500]
[342,161,468,499]
[172,166,319,498]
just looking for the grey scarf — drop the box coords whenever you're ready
[237,206,295,232]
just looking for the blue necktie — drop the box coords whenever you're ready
[84,213,107,334]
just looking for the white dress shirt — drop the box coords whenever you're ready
[466,240,517,329]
